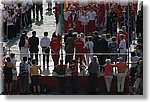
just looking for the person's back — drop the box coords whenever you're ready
[99,38,109,53]
[88,60,99,74]
[29,36,39,52]
[92,36,100,53]
[65,36,75,53]
[74,38,84,53]
[31,65,40,76]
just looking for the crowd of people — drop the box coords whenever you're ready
[0,0,143,95]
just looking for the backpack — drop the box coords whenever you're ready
[20,62,28,77]
[56,65,65,75]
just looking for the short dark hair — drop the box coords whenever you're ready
[32,31,36,36]
[32,59,36,64]
[44,32,48,36]
[10,53,15,58]
[6,57,11,62]
[23,57,27,62]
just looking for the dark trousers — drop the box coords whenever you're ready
[89,73,98,93]
[27,8,32,25]
[36,4,43,19]
[32,4,35,18]
[20,75,29,94]
[30,51,38,65]
[42,48,50,70]
[71,76,78,93]
[58,77,66,94]
[22,13,29,27]
[8,25,15,39]
[65,53,73,64]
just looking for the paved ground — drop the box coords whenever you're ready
[3,0,57,75]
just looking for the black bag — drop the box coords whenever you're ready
[56,65,65,75]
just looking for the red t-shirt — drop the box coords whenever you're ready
[116,62,126,73]
[103,64,115,76]
[74,38,84,53]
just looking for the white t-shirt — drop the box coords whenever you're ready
[64,11,71,21]
[78,11,83,21]
[84,41,94,53]
[40,36,50,47]
[119,39,127,53]
[81,15,89,25]
[88,11,97,21]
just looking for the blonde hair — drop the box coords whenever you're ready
[105,59,111,64]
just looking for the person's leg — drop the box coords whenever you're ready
[62,77,66,93]
[104,76,109,92]
[35,52,38,65]
[117,75,121,93]
[36,5,39,20]
[40,5,43,19]
[121,74,126,93]
[33,85,36,94]
[30,51,34,59]
[109,76,113,93]
[43,53,45,70]
[37,85,40,94]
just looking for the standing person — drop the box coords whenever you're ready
[116,57,127,94]
[70,60,78,94]
[30,59,42,94]
[88,56,99,94]
[119,34,127,61]
[103,59,115,94]
[27,57,32,93]
[55,60,67,94]
[19,31,29,61]
[10,53,17,92]
[81,11,89,35]
[65,32,76,65]
[46,0,52,11]
[87,7,97,34]
[40,32,50,71]
[50,32,61,71]
[35,1,43,21]
[98,34,109,72]
[6,9,16,39]
[109,36,118,63]
[3,57,13,94]
[19,57,29,94]
[74,34,85,66]
[84,37,94,66]
[29,31,39,64]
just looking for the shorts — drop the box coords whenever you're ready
[31,75,40,86]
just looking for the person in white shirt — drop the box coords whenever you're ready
[87,7,97,33]
[10,53,17,91]
[81,11,89,35]
[119,34,127,61]
[40,32,50,71]
[64,8,71,33]
[84,37,94,65]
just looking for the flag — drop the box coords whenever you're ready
[56,2,64,36]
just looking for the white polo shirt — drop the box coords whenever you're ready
[40,36,50,48]
[119,39,127,53]
[88,11,96,21]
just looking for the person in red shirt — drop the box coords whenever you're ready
[103,59,115,94]
[115,5,123,28]
[70,59,78,94]
[50,32,61,71]
[74,34,85,66]
[116,57,127,94]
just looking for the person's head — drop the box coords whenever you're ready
[32,31,36,36]
[93,31,98,37]
[44,32,48,36]
[60,60,63,65]
[23,30,28,35]
[23,56,27,62]
[72,59,78,64]
[105,59,111,64]
[72,32,77,38]
[119,34,125,40]
[118,57,124,62]
[92,56,97,62]
[88,36,93,41]
[10,53,15,58]
[112,36,117,42]
[122,26,126,32]
[101,34,106,40]
[28,57,32,61]
[6,57,11,62]
[68,28,73,34]
[32,59,36,65]
[52,32,57,39]
[106,33,111,39]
